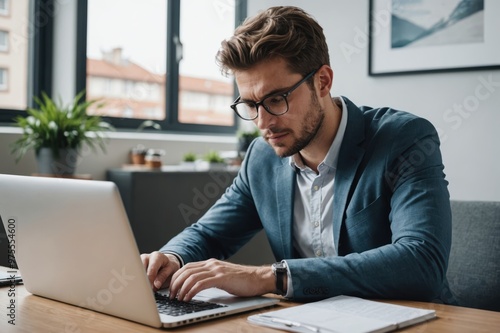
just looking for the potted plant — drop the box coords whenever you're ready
[11,91,113,175]
[180,152,197,170]
[201,150,225,170]
[183,152,197,163]
[237,128,260,157]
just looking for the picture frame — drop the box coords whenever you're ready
[368,0,500,76]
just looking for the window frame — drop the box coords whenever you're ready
[77,0,246,134]
[0,0,54,123]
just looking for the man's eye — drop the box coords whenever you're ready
[266,95,285,105]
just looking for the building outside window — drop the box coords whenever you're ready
[86,47,166,120]
[83,0,244,133]
[0,0,30,112]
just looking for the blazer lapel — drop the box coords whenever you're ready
[333,97,366,252]
[275,162,295,259]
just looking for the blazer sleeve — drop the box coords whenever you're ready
[286,116,452,302]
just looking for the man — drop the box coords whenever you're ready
[141,6,454,304]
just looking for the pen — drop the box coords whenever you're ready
[258,314,325,332]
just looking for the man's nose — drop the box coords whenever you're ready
[255,105,275,130]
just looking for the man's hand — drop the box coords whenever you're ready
[140,251,181,291]
[168,258,275,302]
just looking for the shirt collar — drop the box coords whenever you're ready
[289,96,348,172]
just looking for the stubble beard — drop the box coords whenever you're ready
[270,93,325,158]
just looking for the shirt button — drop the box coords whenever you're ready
[314,221,320,228]
[315,250,322,257]
[313,185,319,191]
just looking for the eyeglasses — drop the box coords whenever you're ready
[230,68,319,121]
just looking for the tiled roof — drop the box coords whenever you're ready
[87,58,232,95]
[87,58,164,83]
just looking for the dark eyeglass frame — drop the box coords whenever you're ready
[230,68,320,121]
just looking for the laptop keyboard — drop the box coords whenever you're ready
[155,292,227,316]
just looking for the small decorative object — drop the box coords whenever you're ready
[182,152,197,163]
[202,150,226,170]
[130,144,147,165]
[145,149,164,169]
[11,91,112,175]
[180,152,197,170]
[237,128,260,158]
[204,150,224,164]
[137,120,162,131]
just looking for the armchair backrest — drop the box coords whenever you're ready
[447,200,500,312]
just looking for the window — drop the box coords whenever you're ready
[0,30,8,52]
[0,68,7,91]
[0,0,9,16]
[177,0,236,127]
[80,0,246,133]
[0,0,53,121]
[84,0,167,123]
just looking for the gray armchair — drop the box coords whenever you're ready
[447,200,500,312]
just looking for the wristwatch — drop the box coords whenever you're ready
[272,261,287,296]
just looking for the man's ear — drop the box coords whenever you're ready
[316,65,334,98]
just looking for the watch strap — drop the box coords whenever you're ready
[272,262,287,296]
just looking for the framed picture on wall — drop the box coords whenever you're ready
[369,0,500,75]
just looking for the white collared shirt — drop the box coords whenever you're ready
[283,97,347,297]
[289,97,347,259]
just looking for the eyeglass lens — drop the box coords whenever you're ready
[234,95,288,120]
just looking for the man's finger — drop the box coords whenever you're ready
[140,253,149,269]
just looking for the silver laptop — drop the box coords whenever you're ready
[0,174,278,328]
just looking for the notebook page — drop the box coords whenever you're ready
[248,295,435,333]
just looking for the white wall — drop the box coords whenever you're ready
[1,1,499,200]
[248,0,500,201]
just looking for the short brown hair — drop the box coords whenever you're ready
[216,6,329,77]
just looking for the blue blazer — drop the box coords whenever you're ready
[162,97,453,303]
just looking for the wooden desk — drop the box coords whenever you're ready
[1,283,499,333]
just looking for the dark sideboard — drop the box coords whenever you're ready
[107,167,275,266]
